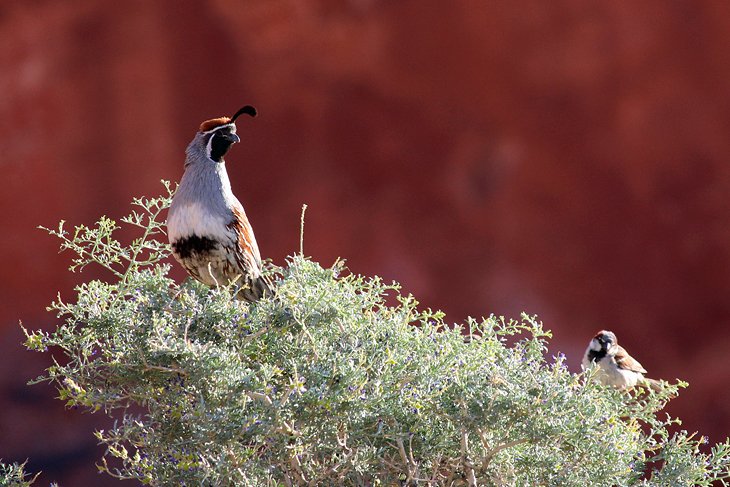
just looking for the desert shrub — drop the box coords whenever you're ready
[22,185,730,486]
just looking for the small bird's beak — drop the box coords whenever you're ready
[228,133,241,144]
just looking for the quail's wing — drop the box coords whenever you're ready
[613,345,648,374]
[227,204,264,275]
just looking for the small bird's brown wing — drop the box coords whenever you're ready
[613,345,647,374]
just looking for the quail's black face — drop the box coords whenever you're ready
[208,126,240,162]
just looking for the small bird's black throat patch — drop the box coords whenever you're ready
[172,235,218,259]
[587,349,606,363]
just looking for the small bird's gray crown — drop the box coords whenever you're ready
[593,330,616,351]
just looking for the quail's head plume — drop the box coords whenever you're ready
[167,105,272,302]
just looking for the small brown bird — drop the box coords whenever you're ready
[582,330,662,391]
[167,105,272,302]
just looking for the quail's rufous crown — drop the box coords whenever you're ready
[199,105,257,133]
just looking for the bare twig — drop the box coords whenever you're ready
[461,430,477,487]
[395,436,418,483]
[483,438,531,469]
[246,391,273,406]
[290,455,308,485]
[299,204,307,256]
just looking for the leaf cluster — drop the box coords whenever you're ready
[0,460,56,487]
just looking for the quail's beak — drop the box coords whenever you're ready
[227,133,241,144]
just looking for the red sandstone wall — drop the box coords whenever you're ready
[2,1,730,484]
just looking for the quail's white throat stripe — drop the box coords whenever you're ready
[201,122,236,135]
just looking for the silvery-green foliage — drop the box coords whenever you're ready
[0,461,42,487]
[23,184,730,486]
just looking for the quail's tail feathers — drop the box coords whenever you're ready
[236,274,275,303]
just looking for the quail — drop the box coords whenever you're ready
[167,105,272,302]
[582,330,662,391]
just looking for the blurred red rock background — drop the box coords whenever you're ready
[3,0,730,484]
